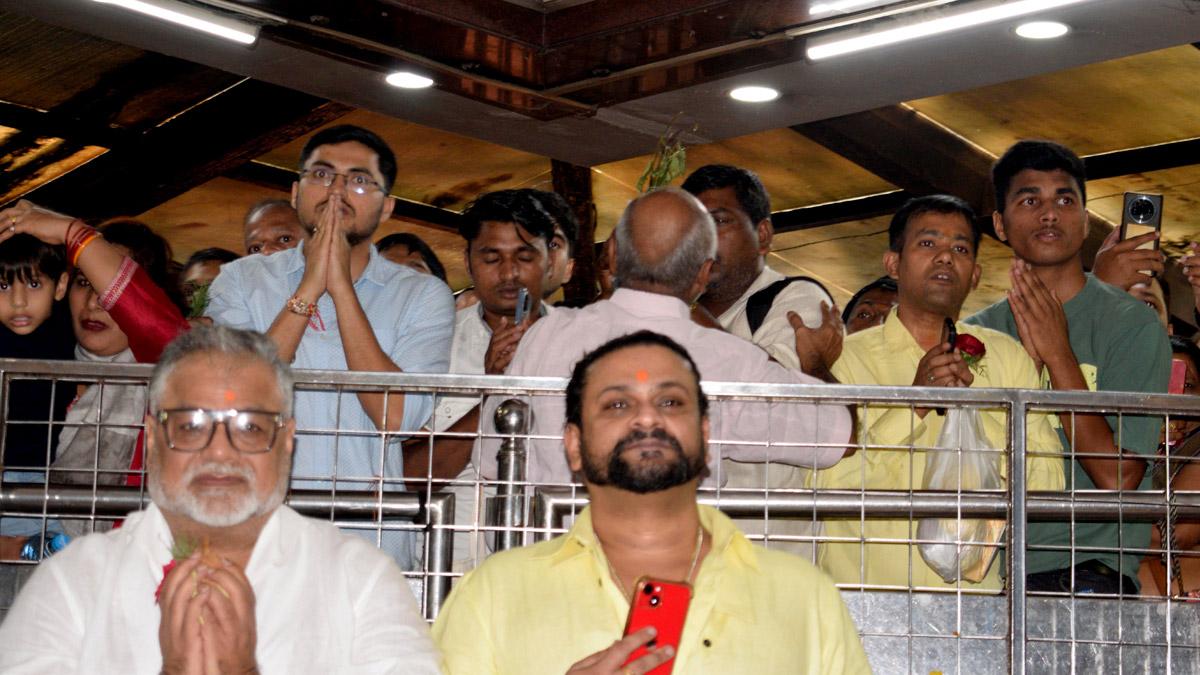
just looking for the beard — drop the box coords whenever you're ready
[149,459,288,528]
[581,427,706,494]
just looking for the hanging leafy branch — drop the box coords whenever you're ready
[635,115,698,193]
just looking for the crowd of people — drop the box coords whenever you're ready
[0,124,1195,672]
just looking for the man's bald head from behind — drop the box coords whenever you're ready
[612,188,716,301]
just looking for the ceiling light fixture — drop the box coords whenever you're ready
[1015,20,1070,39]
[806,0,1092,60]
[385,72,435,89]
[730,86,780,102]
[92,0,258,45]
[810,0,891,17]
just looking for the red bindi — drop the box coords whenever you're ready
[635,370,649,382]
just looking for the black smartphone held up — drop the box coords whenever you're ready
[944,317,957,352]
[1119,192,1164,251]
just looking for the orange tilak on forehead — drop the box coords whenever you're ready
[223,389,237,403]
[635,369,649,383]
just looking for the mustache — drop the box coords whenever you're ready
[613,428,684,455]
[183,460,255,485]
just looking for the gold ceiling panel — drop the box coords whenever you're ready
[257,110,553,214]
[770,216,1014,317]
[908,45,1200,157]
[593,128,897,238]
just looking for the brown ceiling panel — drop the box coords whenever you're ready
[0,12,143,111]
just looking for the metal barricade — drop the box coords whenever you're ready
[3,359,1200,672]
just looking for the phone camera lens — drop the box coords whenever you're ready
[1129,197,1156,224]
[649,595,661,607]
[643,585,655,595]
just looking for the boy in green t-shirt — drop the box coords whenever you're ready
[966,140,1170,594]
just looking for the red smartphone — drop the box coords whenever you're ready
[621,577,692,675]
[1170,358,1188,395]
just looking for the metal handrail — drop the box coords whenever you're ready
[0,486,453,620]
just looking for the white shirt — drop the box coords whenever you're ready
[0,505,442,674]
[717,266,835,371]
[479,288,852,483]
[431,305,494,432]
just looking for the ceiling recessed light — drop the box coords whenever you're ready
[385,72,434,89]
[1015,20,1069,39]
[730,86,780,103]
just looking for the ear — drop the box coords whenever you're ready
[700,415,711,465]
[143,412,161,467]
[280,418,296,458]
[379,195,396,223]
[970,262,982,291]
[563,256,576,281]
[290,182,299,209]
[883,250,900,280]
[462,247,473,278]
[564,422,584,474]
[602,236,617,272]
[756,218,774,255]
[54,272,69,301]
[688,258,714,302]
[992,211,1007,242]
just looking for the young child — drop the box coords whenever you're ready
[0,234,76,559]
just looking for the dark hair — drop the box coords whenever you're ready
[459,189,557,246]
[992,140,1087,213]
[299,125,397,193]
[681,164,771,225]
[0,234,66,287]
[524,189,578,255]
[244,198,295,225]
[94,219,187,312]
[1171,335,1200,371]
[888,194,980,254]
[376,232,447,282]
[841,276,899,324]
[184,247,240,269]
[565,330,708,428]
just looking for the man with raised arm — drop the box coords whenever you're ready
[0,326,440,673]
[434,330,869,674]
[967,140,1170,594]
[207,125,455,567]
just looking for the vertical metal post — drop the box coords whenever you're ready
[492,399,529,552]
[424,492,454,621]
[1008,396,1028,675]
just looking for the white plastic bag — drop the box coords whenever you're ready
[917,407,1005,583]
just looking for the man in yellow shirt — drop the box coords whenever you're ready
[815,194,1065,591]
[433,330,870,674]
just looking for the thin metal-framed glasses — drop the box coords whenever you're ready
[155,408,285,455]
[298,167,382,195]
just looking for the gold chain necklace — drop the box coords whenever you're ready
[601,523,705,599]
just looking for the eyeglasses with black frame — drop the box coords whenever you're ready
[298,167,383,195]
[155,408,285,455]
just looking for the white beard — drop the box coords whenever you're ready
[150,460,288,528]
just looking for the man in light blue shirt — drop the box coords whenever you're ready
[207,125,455,567]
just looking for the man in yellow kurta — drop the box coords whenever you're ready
[815,195,1065,592]
[434,330,870,674]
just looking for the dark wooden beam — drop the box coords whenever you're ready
[772,190,911,233]
[551,159,597,307]
[7,80,352,220]
[791,104,1118,255]
[1083,137,1200,181]
[224,160,463,234]
[0,100,131,149]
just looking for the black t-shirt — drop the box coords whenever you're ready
[0,302,77,469]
